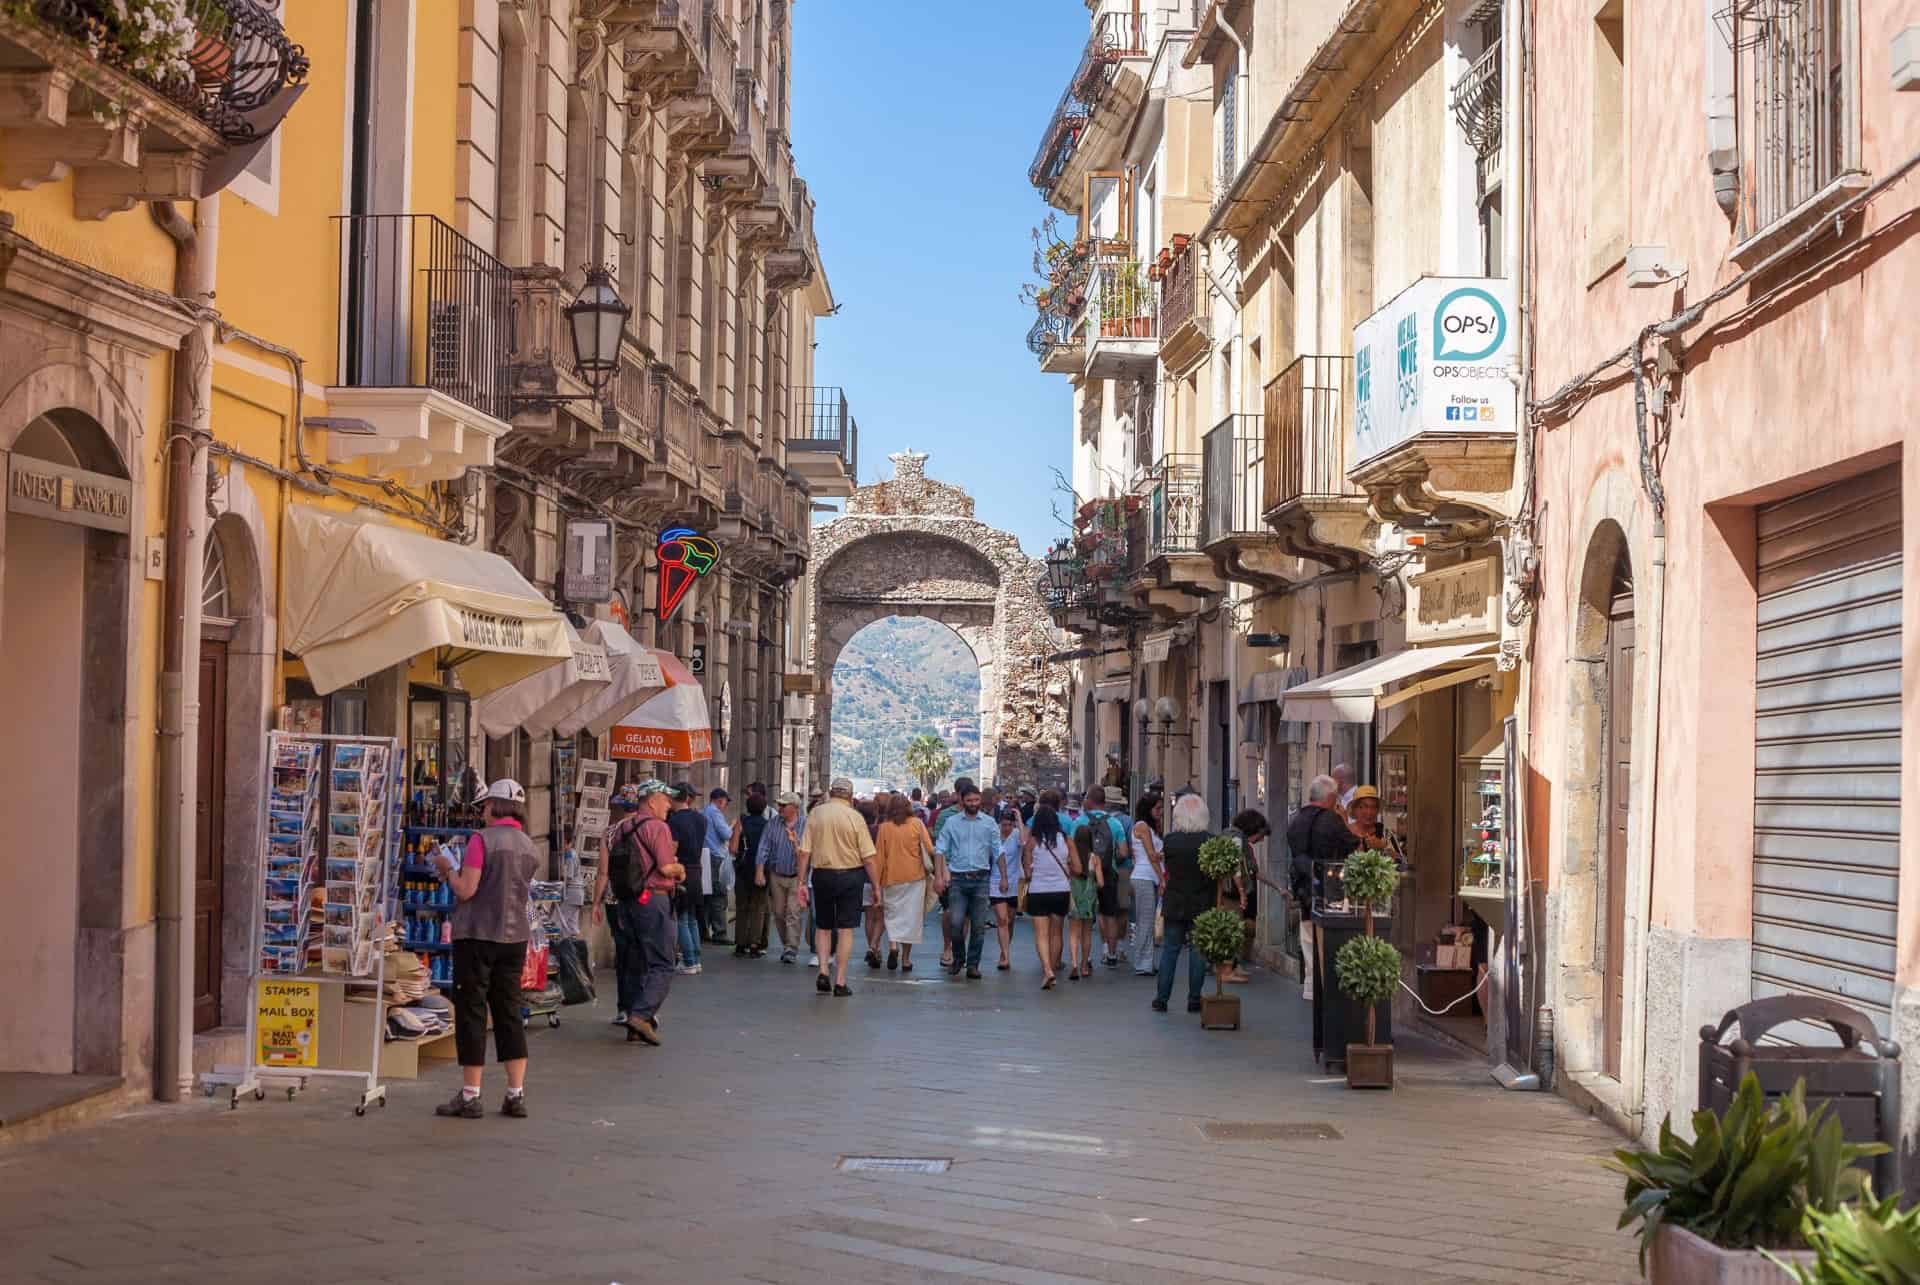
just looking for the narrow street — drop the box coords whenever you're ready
[1,918,1635,1285]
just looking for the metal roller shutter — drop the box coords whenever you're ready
[1751,464,1903,1045]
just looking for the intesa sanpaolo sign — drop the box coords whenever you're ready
[1350,275,1517,470]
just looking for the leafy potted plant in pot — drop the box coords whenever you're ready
[1610,1074,1884,1284]
[1191,835,1246,1029]
[1776,1184,1920,1282]
[1332,848,1399,1089]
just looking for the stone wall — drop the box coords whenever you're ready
[811,452,1069,788]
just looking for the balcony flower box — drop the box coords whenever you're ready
[1101,316,1151,339]
[1171,234,1190,251]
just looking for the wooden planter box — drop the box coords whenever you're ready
[1647,1226,1810,1284]
[1346,1042,1393,1089]
[1200,993,1240,1031]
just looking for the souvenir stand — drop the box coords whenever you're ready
[219,731,402,1114]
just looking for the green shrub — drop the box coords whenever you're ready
[1780,1187,1920,1283]
[1197,835,1242,883]
[1340,849,1400,909]
[1333,934,1400,1008]
[1608,1074,1885,1269]
[1190,908,1244,966]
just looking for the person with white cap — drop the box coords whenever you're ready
[431,778,541,1119]
[797,778,878,997]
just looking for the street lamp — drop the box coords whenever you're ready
[563,264,630,394]
[1043,539,1080,607]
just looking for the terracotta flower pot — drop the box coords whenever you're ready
[1646,1226,1810,1285]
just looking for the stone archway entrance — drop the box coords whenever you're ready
[810,451,1068,789]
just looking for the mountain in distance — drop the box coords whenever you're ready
[830,616,981,789]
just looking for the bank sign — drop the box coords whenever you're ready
[1350,276,1517,469]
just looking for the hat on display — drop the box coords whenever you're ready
[610,793,638,811]
[829,778,854,797]
[478,779,527,805]
[635,778,673,799]
[1348,785,1382,803]
[776,791,802,807]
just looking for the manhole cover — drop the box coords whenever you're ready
[1197,1121,1343,1142]
[837,1156,953,1174]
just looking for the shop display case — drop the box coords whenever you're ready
[1459,755,1505,892]
[407,685,474,828]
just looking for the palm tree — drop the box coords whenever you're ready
[903,733,953,796]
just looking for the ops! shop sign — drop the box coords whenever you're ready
[1350,275,1517,469]
[8,458,132,533]
[256,978,320,1068]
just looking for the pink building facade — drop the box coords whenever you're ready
[1525,0,1920,1164]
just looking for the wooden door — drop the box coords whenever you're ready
[194,638,228,1032]
[1602,565,1634,1078]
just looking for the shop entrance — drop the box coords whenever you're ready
[194,636,229,1032]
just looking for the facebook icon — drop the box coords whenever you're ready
[1446,406,1460,421]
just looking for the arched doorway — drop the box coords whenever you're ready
[829,616,983,791]
[1559,518,1640,1090]
[0,409,133,1078]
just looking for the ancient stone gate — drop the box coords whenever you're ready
[810,451,1068,788]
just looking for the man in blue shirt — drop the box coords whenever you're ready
[753,792,806,963]
[933,780,999,978]
[701,788,734,945]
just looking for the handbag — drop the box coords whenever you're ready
[919,825,941,914]
[1020,836,1071,915]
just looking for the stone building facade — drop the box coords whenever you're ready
[809,452,1069,789]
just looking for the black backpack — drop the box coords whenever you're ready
[608,820,644,901]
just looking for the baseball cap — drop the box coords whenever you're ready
[671,783,697,801]
[635,778,672,799]
[709,787,730,801]
[829,778,854,797]
[775,790,802,806]
[477,778,526,804]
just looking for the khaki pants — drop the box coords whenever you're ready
[767,872,803,955]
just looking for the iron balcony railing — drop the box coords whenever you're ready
[1201,414,1264,545]
[1027,310,1074,359]
[335,213,511,421]
[1448,36,1503,161]
[792,385,858,476]
[1147,453,1203,559]
[1085,256,1157,343]
[1031,6,1152,196]
[1264,354,1361,510]
[19,0,309,143]
[1159,239,1201,341]
[1029,79,1090,194]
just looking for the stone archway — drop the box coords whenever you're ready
[810,451,1068,789]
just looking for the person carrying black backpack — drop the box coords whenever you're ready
[593,781,686,1045]
[731,795,772,958]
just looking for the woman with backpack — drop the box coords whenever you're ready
[1064,821,1105,981]
[731,795,772,958]
[1021,804,1073,989]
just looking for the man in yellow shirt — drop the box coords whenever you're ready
[797,778,879,997]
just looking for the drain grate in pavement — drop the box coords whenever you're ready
[1198,1121,1343,1142]
[837,1156,953,1174]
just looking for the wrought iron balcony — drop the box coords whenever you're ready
[1145,454,1203,560]
[0,0,309,215]
[1028,7,1153,204]
[1083,256,1157,377]
[1200,414,1264,546]
[1158,238,1208,372]
[1263,355,1360,512]
[1448,36,1502,161]
[789,385,857,497]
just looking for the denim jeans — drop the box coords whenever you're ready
[1129,879,1160,974]
[608,900,636,1012]
[614,897,674,1021]
[676,904,703,966]
[1155,917,1206,1006]
[943,872,991,969]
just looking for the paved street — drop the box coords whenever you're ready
[0,919,1638,1285]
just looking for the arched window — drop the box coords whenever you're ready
[203,535,234,624]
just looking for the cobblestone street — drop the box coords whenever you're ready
[1,920,1637,1285]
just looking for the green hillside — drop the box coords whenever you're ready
[830,616,981,787]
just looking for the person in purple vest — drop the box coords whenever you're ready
[431,778,541,1120]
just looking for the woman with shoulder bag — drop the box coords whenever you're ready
[1064,822,1105,981]
[1021,803,1072,989]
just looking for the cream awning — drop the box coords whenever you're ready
[282,507,572,696]
[1278,641,1498,724]
[473,618,616,739]
[551,625,668,739]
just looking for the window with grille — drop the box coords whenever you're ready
[1733,0,1861,243]
[1218,68,1239,191]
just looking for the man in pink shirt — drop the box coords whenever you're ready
[595,778,686,1046]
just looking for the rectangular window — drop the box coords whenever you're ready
[1734,0,1861,245]
[1588,0,1627,275]
[1218,65,1239,191]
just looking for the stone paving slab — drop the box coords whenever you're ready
[0,921,1640,1284]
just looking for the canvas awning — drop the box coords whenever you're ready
[551,625,668,739]
[607,650,712,764]
[472,618,617,739]
[1278,641,1498,724]
[281,507,572,696]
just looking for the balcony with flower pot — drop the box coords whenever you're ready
[1157,235,1208,374]
[1127,453,1223,618]
[1027,6,1152,212]
[0,0,309,219]
[1081,255,1156,379]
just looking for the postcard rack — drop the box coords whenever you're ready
[211,731,403,1114]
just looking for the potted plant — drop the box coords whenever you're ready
[1332,848,1399,1088]
[1610,1074,1883,1284]
[1190,835,1247,1029]
[1777,1185,1920,1282]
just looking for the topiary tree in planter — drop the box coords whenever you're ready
[1332,848,1400,1088]
[1193,835,1247,1029]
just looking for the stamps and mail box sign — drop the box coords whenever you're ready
[9,458,133,533]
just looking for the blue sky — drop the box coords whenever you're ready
[790,2,1087,559]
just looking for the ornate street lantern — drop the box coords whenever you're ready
[563,264,630,394]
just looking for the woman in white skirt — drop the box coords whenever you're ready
[873,793,934,971]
